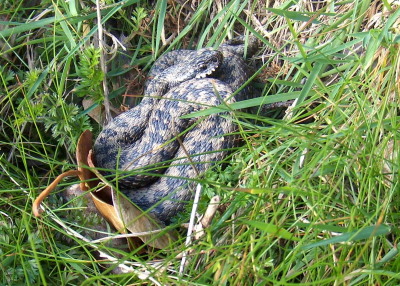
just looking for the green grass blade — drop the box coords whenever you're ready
[301,225,391,251]
[267,8,322,24]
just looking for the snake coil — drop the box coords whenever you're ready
[94,37,257,224]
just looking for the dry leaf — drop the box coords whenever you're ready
[76,129,98,190]
[112,190,178,249]
[35,130,179,249]
[86,140,178,249]
[82,99,104,124]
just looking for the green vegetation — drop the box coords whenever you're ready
[0,0,399,285]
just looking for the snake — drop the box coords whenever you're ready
[93,37,257,224]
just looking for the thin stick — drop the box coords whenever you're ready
[195,195,220,240]
[96,0,112,124]
[179,183,202,275]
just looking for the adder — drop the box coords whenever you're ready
[94,37,257,224]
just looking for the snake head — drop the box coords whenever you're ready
[191,48,223,79]
[161,48,223,86]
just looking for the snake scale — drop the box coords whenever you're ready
[94,37,257,224]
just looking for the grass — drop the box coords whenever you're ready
[0,0,399,285]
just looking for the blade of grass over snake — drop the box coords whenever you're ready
[181,91,308,118]
[295,62,323,107]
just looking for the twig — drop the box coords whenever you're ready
[244,9,271,39]
[176,195,220,274]
[103,30,127,62]
[283,98,298,120]
[96,0,112,124]
[194,195,220,240]
[179,183,202,275]
[0,158,22,187]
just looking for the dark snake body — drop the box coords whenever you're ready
[94,37,256,224]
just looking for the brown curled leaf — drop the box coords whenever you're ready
[34,129,178,249]
[34,130,95,217]
[87,150,178,249]
[76,129,98,190]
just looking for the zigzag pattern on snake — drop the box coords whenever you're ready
[94,37,257,224]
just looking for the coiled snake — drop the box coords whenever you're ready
[94,37,257,224]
